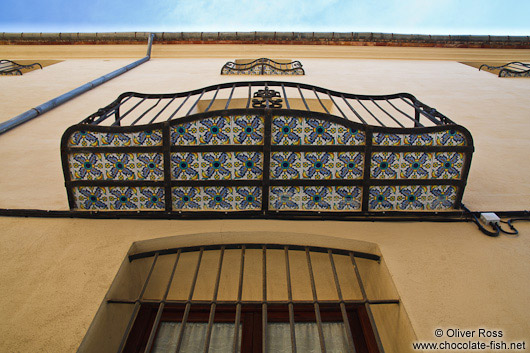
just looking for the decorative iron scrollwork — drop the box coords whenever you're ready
[252,88,283,108]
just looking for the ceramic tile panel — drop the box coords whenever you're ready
[68,130,163,147]
[73,186,165,211]
[172,186,262,211]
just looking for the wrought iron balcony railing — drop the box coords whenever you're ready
[61,81,473,218]
[479,61,530,77]
[221,58,304,75]
[0,59,42,75]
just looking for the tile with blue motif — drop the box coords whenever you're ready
[172,187,203,210]
[232,115,264,145]
[100,132,132,146]
[333,186,362,211]
[400,152,433,179]
[431,153,464,179]
[396,186,428,210]
[233,152,263,179]
[199,152,233,180]
[171,152,200,180]
[371,152,400,179]
[270,152,302,179]
[69,153,105,180]
[372,133,403,146]
[131,130,163,146]
[103,153,136,180]
[301,186,333,210]
[337,125,365,145]
[272,116,303,145]
[302,152,334,179]
[201,186,235,210]
[426,185,457,210]
[198,116,232,145]
[138,187,165,210]
[436,129,466,146]
[335,152,364,179]
[135,153,164,180]
[269,186,301,210]
[73,186,109,210]
[234,187,262,210]
[302,118,336,145]
[107,187,141,210]
[403,133,434,146]
[368,186,397,211]
[171,122,198,145]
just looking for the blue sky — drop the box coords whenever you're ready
[2,0,529,35]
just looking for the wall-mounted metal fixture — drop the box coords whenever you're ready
[479,61,530,77]
[0,59,42,75]
[221,58,304,75]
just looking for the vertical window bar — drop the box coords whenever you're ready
[284,246,297,353]
[262,245,268,353]
[341,95,367,125]
[328,250,357,353]
[174,247,204,353]
[265,82,269,109]
[225,84,236,110]
[167,93,192,121]
[203,247,226,353]
[349,253,385,353]
[246,84,252,109]
[144,250,182,353]
[305,248,327,353]
[385,99,422,127]
[131,98,162,126]
[233,246,246,353]
[369,98,405,128]
[204,86,221,112]
[117,253,160,353]
[356,98,386,127]
[327,92,348,120]
[147,95,176,123]
[297,85,310,111]
[185,89,205,117]
[313,88,330,114]
[281,83,290,109]
[112,97,148,126]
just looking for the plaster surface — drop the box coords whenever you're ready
[0,217,529,352]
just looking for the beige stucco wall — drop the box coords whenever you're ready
[0,44,529,352]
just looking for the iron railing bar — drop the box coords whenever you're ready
[148,95,177,123]
[356,98,386,127]
[167,94,191,121]
[185,89,205,117]
[93,96,133,125]
[327,92,348,120]
[369,98,405,128]
[341,95,367,125]
[112,97,148,126]
[281,83,291,109]
[203,247,225,353]
[399,97,443,126]
[313,88,330,114]
[297,85,310,111]
[328,250,357,352]
[349,253,385,353]
[233,245,246,353]
[262,245,268,353]
[117,252,160,353]
[111,298,400,305]
[265,82,270,109]
[246,84,252,109]
[305,248,327,353]
[284,246,297,353]
[385,99,423,127]
[131,98,162,126]
[92,109,117,125]
[174,248,204,353]
[204,86,221,113]
[225,84,236,110]
[144,250,182,353]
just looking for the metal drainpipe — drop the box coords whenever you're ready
[0,33,155,135]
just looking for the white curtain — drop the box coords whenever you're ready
[267,322,350,353]
[152,322,241,353]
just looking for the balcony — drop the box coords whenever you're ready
[221,58,304,75]
[61,81,473,218]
